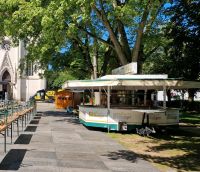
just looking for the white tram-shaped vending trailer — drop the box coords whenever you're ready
[62,74,200,131]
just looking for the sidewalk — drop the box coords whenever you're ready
[0,102,159,172]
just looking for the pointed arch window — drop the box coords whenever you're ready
[26,61,33,76]
[2,70,11,82]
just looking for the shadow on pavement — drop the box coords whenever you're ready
[35,112,43,117]
[0,149,27,170]
[36,111,43,114]
[35,114,42,117]
[59,118,81,125]
[43,111,68,117]
[24,126,37,132]
[14,134,33,144]
[29,120,40,125]
[103,150,138,163]
[33,116,41,120]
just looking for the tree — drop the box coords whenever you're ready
[166,0,200,79]
[166,0,200,101]
[75,0,167,71]
[143,0,200,101]
[0,0,168,76]
[144,0,200,78]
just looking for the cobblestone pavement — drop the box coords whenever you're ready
[0,102,159,172]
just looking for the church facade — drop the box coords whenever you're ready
[0,39,46,101]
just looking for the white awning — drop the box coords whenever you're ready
[62,79,119,89]
[100,74,168,80]
[63,78,200,90]
[120,80,200,89]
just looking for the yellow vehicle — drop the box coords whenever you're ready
[32,89,56,102]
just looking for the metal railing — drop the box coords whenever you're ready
[0,100,36,153]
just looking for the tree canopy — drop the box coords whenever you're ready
[143,0,200,80]
[0,0,199,88]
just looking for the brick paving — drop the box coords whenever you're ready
[0,102,159,172]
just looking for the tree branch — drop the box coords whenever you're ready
[117,19,131,62]
[92,1,128,65]
[145,0,165,34]
[132,0,153,62]
[144,46,159,58]
[77,25,114,49]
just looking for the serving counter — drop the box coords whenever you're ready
[79,105,179,131]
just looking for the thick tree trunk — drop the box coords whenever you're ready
[85,35,94,73]
[93,4,128,65]
[137,44,145,73]
[93,38,98,79]
[132,0,152,64]
[101,47,113,76]
[117,19,132,62]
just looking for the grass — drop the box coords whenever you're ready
[180,112,200,126]
[107,112,200,172]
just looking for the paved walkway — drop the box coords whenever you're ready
[0,103,159,172]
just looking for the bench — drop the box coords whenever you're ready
[0,103,36,153]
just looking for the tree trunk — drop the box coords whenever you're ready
[73,36,94,74]
[73,39,93,73]
[188,89,196,102]
[117,19,132,62]
[132,0,152,64]
[93,4,128,65]
[93,38,98,79]
[137,44,145,74]
[85,35,94,73]
[101,16,127,65]
[101,47,113,76]
[167,90,171,106]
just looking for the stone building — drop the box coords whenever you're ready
[0,38,46,101]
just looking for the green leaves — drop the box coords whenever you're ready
[143,0,200,81]
[46,70,76,88]
[0,0,181,85]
